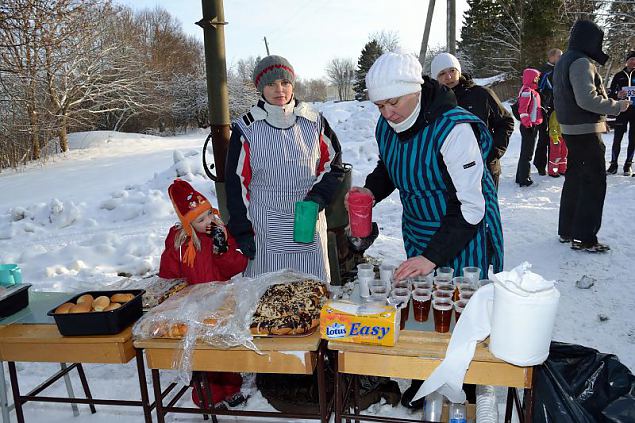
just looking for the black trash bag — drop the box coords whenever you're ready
[533,341,635,423]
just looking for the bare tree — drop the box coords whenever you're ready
[235,56,261,84]
[326,58,355,101]
[370,30,401,53]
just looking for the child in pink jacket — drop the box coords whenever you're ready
[515,68,544,187]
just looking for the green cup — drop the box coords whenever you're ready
[293,201,319,243]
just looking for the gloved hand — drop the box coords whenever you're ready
[209,225,228,255]
[347,222,379,253]
[303,192,326,211]
[236,235,256,260]
[520,116,532,128]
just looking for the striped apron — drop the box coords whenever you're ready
[235,117,330,283]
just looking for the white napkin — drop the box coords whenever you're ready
[412,283,494,404]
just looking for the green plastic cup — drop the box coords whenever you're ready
[293,201,319,243]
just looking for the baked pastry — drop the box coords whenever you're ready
[103,303,122,312]
[70,302,92,313]
[141,279,188,309]
[250,279,327,336]
[110,293,135,303]
[92,296,110,311]
[55,302,75,314]
[76,294,94,305]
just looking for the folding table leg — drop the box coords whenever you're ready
[0,362,11,423]
[334,352,341,423]
[134,350,153,423]
[504,387,514,423]
[7,362,25,423]
[316,341,327,423]
[59,363,80,416]
[201,373,219,423]
[74,363,96,413]
[151,369,165,423]
[353,375,360,423]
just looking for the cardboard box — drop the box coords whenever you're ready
[320,300,399,346]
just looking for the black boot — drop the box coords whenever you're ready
[607,162,618,174]
[624,162,632,177]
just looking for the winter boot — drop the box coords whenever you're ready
[607,161,618,174]
[624,162,632,177]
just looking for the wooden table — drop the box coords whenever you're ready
[135,331,332,423]
[329,330,534,423]
[0,324,154,423]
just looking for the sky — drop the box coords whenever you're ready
[115,0,469,80]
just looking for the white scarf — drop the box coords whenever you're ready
[387,92,422,133]
[262,99,297,129]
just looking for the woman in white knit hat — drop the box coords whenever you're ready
[430,52,514,188]
[347,51,504,281]
[225,55,345,282]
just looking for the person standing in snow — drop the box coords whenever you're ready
[431,52,514,188]
[553,19,630,252]
[534,48,563,176]
[606,51,635,176]
[348,52,504,281]
[158,179,248,409]
[225,55,345,283]
[515,68,544,187]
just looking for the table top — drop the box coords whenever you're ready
[135,329,322,352]
[0,291,71,326]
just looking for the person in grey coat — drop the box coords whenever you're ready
[553,20,630,253]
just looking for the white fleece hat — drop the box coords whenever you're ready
[365,53,424,102]
[430,52,462,80]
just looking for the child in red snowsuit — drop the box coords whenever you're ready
[515,68,544,186]
[159,179,248,409]
[548,111,568,177]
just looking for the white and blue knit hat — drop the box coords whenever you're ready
[252,55,295,92]
[365,53,424,102]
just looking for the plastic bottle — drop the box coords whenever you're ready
[423,391,445,422]
[475,385,498,423]
[448,401,467,423]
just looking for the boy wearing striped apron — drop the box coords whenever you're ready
[225,55,345,283]
[349,52,504,282]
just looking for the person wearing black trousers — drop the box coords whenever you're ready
[606,51,635,176]
[535,48,563,176]
[553,20,630,253]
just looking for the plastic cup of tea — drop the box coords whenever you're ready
[379,264,395,283]
[357,268,375,279]
[454,299,468,322]
[392,279,411,291]
[413,274,433,284]
[412,288,432,322]
[459,290,474,301]
[434,278,454,292]
[436,266,454,280]
[413,280,432,291]
[433,298,454,333]
[432,288,454,301]
[293,200,319,243]
[478,279,493,289]
[357,263,374,272]
[347,190,373,237]
[369,279,388,301]
[462,266,481,286]
[454,277,474,300]
[358,276,372,298]
[390,288,411,330]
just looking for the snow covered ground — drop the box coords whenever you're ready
[0,100,633,422]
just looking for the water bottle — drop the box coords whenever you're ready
[423,391,444,422]
[448,401,467,423]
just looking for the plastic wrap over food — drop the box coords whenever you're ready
[132,269,326,382]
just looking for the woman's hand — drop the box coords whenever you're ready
[393,256,436,281]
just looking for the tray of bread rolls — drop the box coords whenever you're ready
[47,289,144,336]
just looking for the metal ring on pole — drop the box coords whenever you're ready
[202,132,217,182]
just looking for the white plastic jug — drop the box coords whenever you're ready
[489,278,560,366]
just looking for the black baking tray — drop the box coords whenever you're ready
[46,289,144,336]
[0,283,32,318]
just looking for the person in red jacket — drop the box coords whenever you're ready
[515,68,544,187]
[158,179,248,409]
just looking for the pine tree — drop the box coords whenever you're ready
[522,0,568,69]
[603,1,635,78]
[353,40,383,96]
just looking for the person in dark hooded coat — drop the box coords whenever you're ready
[553,19,631,253]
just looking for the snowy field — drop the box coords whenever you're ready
[0,100,633,422]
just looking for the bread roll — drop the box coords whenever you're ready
[76,294,94,305]
[110,293,135,303]
[69,302,92,313]
[55,302,75,314]
[92,296,110,312]
[103,302,121,312]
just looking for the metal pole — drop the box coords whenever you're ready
[197,0,230,220]
[447,0,456,54]
[419,0,436,67]
[263,36,270,55]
